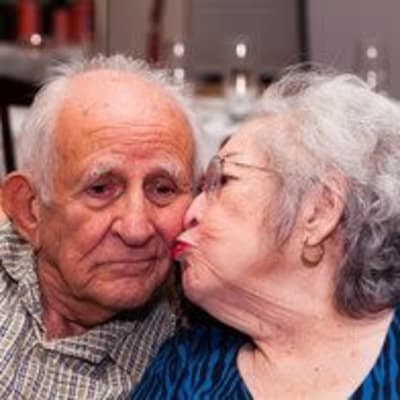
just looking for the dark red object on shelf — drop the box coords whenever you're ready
[147,0,165,65]
[17,0,40,42]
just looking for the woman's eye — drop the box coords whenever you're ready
[220,175,229,186]
[199,174,232,194]
[197,175,205,193]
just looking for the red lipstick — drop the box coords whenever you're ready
[171,240,190,260]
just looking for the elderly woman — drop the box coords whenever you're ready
[132,69,400,399]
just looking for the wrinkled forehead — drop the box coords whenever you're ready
[60,69,190,127]
[53,69,194,161]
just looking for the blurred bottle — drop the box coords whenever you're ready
[147,0,165,65]
[70,0,93,44]
[52,7,70,44]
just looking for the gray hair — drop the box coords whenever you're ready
[19,54,203,203]
[258,67,400,318]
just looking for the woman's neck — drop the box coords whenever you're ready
[238,307,394,399]
[210,263,337,344]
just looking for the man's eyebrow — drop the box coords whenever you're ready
[79,160,122,187]
[75,156,190,193]
[148,160,194,191]
[154,159,188,181]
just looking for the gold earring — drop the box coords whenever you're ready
[301,239,324,267]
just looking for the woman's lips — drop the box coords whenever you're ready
[171,240,190,260]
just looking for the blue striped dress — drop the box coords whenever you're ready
[132,309,400,399]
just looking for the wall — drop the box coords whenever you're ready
[94,0,302,77]
[308,0,400,98]
[94,0,186,59]
[186,0,300,77]
[95,1,400,96]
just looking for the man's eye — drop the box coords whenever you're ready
[146,177,179,206]
[85,179,120,200]
[88,183,109,196]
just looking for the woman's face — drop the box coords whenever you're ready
[175,118,293,321]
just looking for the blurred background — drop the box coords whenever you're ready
[0,0,399,174]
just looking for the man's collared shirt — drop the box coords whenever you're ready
[0,221,176,399]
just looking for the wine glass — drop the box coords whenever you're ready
[354,37,390,95]
[223,36,259,120]
[162,39,187,86]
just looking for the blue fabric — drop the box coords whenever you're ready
[132,309,400,399]
[350,308,400,400]
[132,322,251,399]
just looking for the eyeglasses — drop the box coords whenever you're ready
[201,154,274,199]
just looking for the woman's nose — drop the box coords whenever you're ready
[183,192,206,229]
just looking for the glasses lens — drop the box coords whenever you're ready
[204,156,222,196]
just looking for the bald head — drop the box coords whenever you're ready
[64,69,190,128]
[51,69,194,197]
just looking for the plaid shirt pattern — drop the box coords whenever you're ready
[0,221,176,399]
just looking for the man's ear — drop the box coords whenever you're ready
[301,172,346,246]
[2,173,41,249]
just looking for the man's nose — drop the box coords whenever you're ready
[111,193,156,246]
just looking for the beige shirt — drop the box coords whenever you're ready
[0,221,176,399]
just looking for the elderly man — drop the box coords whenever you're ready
[0,54,199,399]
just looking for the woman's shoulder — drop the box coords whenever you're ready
[132,320,250,399]
[178,317,246,345]
[156,319,248,368]
[351,307,400,399]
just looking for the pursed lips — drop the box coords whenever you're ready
[171,240,191,260]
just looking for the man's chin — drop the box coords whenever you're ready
[91,279,164,311]
[100,292,152,311]
[94,259,158,277]
[80,262,171,313]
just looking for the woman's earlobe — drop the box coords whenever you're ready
[303,173,347,246]
[2,173,41,248]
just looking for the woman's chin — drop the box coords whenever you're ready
[182,265,206,304]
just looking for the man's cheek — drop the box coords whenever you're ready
[172,195,193,222]
[160,211,188,242]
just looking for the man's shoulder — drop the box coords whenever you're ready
[0,221,35,306]
[0,220,35,279]
[0,220,30,259]
[0,227,34,397]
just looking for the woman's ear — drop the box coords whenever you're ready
[301,172,347,246]
[2,173,41,249]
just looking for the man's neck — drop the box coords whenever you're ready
[37,263,115,339]
[41,307,89,339]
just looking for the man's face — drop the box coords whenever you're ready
[36,70,194,320]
